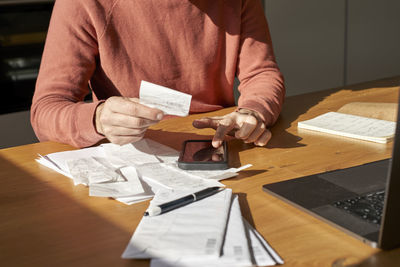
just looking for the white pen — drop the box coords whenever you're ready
[144,187,224,216]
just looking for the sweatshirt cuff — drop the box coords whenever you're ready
[76,100,106,147]
[238,99,277,127]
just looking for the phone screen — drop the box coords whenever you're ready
[178,140,228,170]
[181,140,224,162]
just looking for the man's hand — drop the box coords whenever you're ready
[192,108,271,148]
[95,96,164,145]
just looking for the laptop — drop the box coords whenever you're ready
[263,98,400,250]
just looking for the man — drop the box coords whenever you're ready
[31,0,285,148]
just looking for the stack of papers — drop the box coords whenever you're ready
[36,139,251,204]
[122,188,283,266]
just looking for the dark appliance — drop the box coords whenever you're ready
[0,0,54,114]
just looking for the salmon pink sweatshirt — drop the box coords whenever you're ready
[31,0,285,148]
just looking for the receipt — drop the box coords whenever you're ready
[102,142,160,167]
[149,194,252,267]
[136,163,223,190]
[38,146,104,177]
[89,167,145,198]
[101,139,180,168]
[149,204,284,267]
[66,157,124,186]
[139,80,192,116]
[122,188,232,259]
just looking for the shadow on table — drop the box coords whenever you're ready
[0,155,148,266]
[332,246,400,267]
[355,248,400,267]
[237,192,255,227]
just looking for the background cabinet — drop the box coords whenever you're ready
[264,0,346,96]
[264,0,400,96]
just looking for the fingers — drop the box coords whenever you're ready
[101,112,159,129]
[192,116,225,130]
[236,116,271,146]
[192,116,236,148]
[101,125,147,137]
[241,121,265,143]
[211,153,223,161]
[107,97,164,120]
[193,110,272,147]
[95,96,164,146]
[102,122,147,146]
[107,135,146,146]
[212,146,224,161]
[212,117,236,147]
[234,114,271,145]
[234,114,259,140]
[254,129,272,146]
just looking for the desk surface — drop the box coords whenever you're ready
[1,78,400,267]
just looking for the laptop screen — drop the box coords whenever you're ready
[379,95,400,249]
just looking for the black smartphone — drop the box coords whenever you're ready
[177,139,229,170]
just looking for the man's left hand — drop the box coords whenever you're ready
[192,109,271,148]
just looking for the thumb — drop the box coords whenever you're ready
[192,117,221,130]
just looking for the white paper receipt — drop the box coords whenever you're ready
[139,80,192,117]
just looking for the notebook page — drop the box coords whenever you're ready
[298,112,396,143]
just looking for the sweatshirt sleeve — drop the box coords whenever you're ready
[236,0,285,126]
[30,0,108,148]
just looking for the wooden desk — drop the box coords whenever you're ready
[1,78,399,266]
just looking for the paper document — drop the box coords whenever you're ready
[35,146,155,205]
[102,142,160,167]
[66,157,124,186]
[298,112,396,143]
[121,188,233,259]
[129,192,283,267]
[244,219,284,266]
[185,164,253,181]
[149,194,252,267]
[139,80,192,116]
[36,139,249,205]
[37,146,104,178]
[89,167,145,198]
[136,163,224,190]
[101,139,180,167]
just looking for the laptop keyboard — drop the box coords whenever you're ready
[333,190,385,225]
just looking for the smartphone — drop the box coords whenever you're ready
[177,139,229,170]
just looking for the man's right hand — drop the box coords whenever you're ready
[95,96,164,145]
